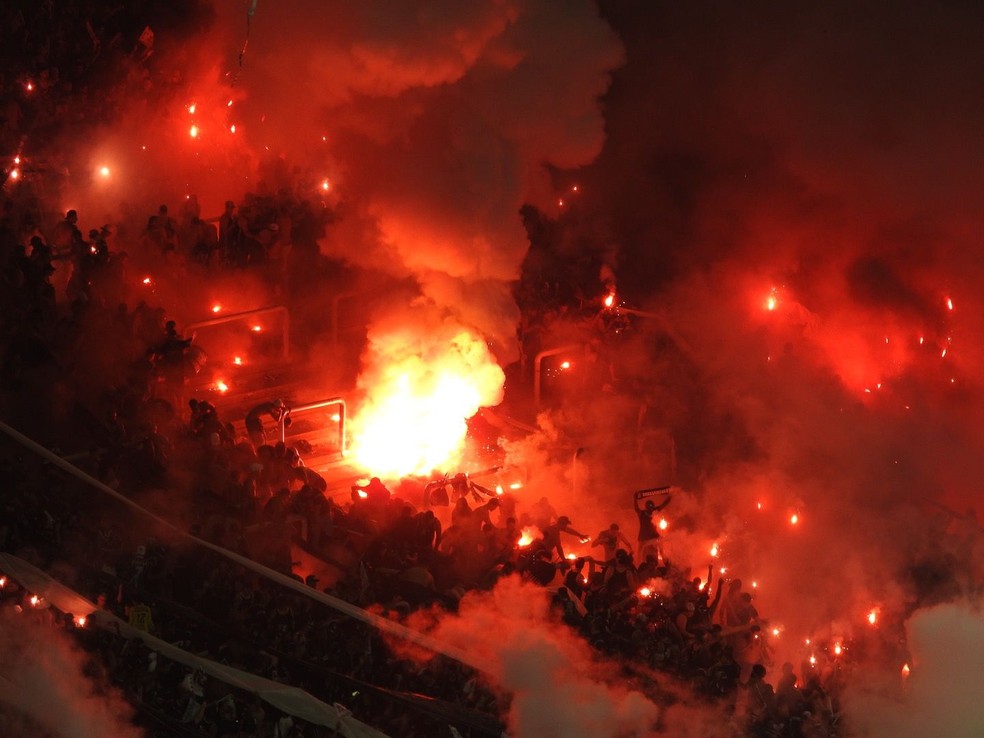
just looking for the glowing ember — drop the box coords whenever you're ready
[495,485,504,495]
[230,124,237,133]
[509,481,523,490]
[867,608,879,625]
[215,380,229,393]
[29,594,39,607]
[603,292,616,308]
[772,627,780,637]
[356,489,368,499]
[0,576,6,588]
[719,567,727,574]
[518,526,540,547]
[560,360,571,370]
[558,198,565,207]
[188,103,197,114]
[902,663,911,678]
[658,518,668,530]
[751,581,758,588]
[638,587,652,597]
[766,295,777,311]
[212,304,222,313]
[946,297,954,310]
[710,543,719,558]
[233,356,243,366]
[790,513,799,525]
[75,615,87,628]
[142,276,152,285]
[251,325,262,332]
[98,165,110,177]
[13,156,20,165]
[349,325,505,477]
[756,501,763,510]
[8,169,19,181]
[190,124,199,138]
[809,655,817,666]
[25,80,34,92]
[321,179,331,191]
[833,643,843,656]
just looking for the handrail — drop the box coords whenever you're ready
[283,396,347,456]
[533,343,581,409]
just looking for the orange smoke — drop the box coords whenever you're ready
[349,318,505,478]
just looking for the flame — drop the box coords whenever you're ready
[0,576,6,588]
[75,615,87,628]
[212,304,222,313]
[356,489,368,499]
[560,360,571,370]
[349,325,505,477]
[638,587,651,597]
[710,543,719,558]
[29,594,39,607]
[902,663,911,678]
[188,102,197,114]
[9,169,19,181]
[603,292,615,308]
[658,518,668,530]
[215,380,229,393]
[868,608,879,626]
[98,165,110,177]
[190,124,199,138]
[233,356,243,366]
[518,526,540,547]
[790,513,799,525]
[142,276,152,285]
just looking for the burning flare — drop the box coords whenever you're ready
[349,321,505,478]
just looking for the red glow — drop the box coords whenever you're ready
[560,360,571,370]
[946,297,954,311]
[188,102,197,114]
[25,80,34,92]
[658,518,668,530]
[604,293,615,308]
[211,304,222,313]
[321,179,331,192]
[142,276,152,285]
[75,615,87,628]
[8,169,19,181]
[638,586,651,597]
[0,576,6,588]
[215,380,229,393]
[710,542,719,558]
[251,325,262,332]
[190,125,199,139]
[98,165,110,177]
[230,124,237,133]
[518,526,540,547]
[233,356,243,366]
[867,608,879,626]
[790,513,799,525]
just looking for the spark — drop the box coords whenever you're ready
[142,276,152,285]
[566,553,577,561]
[833,643,843,656]
[75,615,87,628]
[509,481,523,490]
[13,155,20,165]
[639,587,652,597]
[757,501,762,510]
[902,663,911,678]
[98,165,110,177]
[941,347,948,358]
[227,100,233,107]
[25,80,35,92]
[190,125,199,139]
[719,567,727,574]
[215,380,229,393]
[357,489,368,499]
[790,513,799,525]
[330,413,341,422]
[772,627,781,637]
[233,356,243,365]
[251,325,262,332]
[29,594,39,607]
[868,608,879,626]
[211,304,222,313]
[603,292,616,308]
[809,655,817,666]
[495,485,504,495]
[0,576,6,588]
[572,184,579,192]
[321,179,331,192]
[8,169,19,181]
[560,360,571,370]
[230,124,237,133]
[659,518,668,530]
[710,543,719,558]
[557,198,565,207]
[188,103,197,114]
[751,581,758,588]
[947,297,954,311]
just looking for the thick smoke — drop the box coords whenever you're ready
[0,611,143,738]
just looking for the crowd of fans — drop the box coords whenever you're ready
[1,5,854,734]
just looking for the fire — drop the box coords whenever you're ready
[790,513,799,525]
[560,360,571,370]
[833,643,843,656]
[901,663,911,679]
[233,356,243,366]
[230,124,237,133]
[566,553,577,561]
[212,304,222,313]
[99,165,110,177]
[809,655,817,666]
[190,125,199,138]
[8,169,19,181]
[0,576,6,588]
[75,615,87,628]
[604,292,616,308]
[29,594,39,607]
[658,518,668,530]
[25,80,34,92]
[188,102,197,114]
[946,297,954,311]
[771,627,781,637]
[215,380,229,393]
[518,526,540,547]
[251,325,262,332]
[348,325,505,477]
[509,481,523,490]
[710,542,719,558]
[638,587,651,597]
[142,276,152,285]
[867,608,879,626]
[321,179,331,192]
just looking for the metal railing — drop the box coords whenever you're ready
[533,343,581,409]
[184,304,290,361]
[281,396,347,456]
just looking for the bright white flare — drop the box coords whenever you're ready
[349,325,505,478]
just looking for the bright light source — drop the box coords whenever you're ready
[190,125,199,138]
